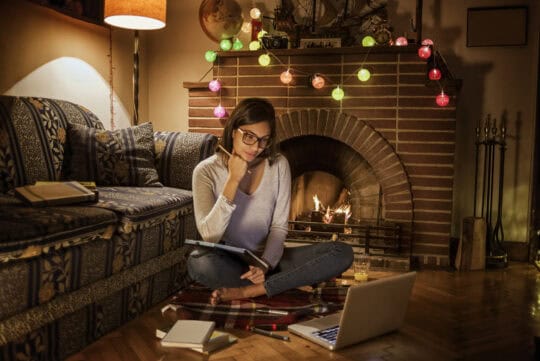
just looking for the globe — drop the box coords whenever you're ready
[199,0,244,43]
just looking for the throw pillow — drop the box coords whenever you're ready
[68,122,162,187]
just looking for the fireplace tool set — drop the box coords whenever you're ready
[473,114,508,268]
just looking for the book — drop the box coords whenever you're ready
[160,320,215,348]
[185,239,269,272]
[157,326,236,353]
[14,181,98,207]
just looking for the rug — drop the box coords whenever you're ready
[167,282,349,329]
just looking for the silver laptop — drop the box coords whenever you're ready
[288,272,416,350]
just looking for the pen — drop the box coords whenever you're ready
[217,144,252,174]
[255,308,289,316]
[250,327,290,341]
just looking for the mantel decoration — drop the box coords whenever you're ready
[197,1,452,118]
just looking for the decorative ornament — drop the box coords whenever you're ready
[357,68,371,82]
[280,69,293,84]
[311,74,325,89]
[257,29,268,40]
[208,79,221,92]
[436,91,450,107]
[395,37,408,46]
[250,7,261,19]
[421,38,434,46]
[214,104,227,118]
[199,0,243,43]
[332,86,345,101]
[204,50,217,62]
[249,40,261,50]
[220,39,232,51]
[418,45,432,59]
[233,38,243,50]
[258,53,271,66]
[428,68,442,80]
[362,36,376,47]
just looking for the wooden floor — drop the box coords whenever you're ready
[66,262,540,361]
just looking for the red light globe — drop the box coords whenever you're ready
[436,91,450,107]
[421,38,434,46]
[428,68,442,80]
[395,37,408,46]
[418,45,432,59]
[213,105,227,118]
[208,79,221,92]
[311,74,325,89]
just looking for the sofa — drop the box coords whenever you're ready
[0,96,217,360]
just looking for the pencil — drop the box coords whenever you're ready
[218,144,251,174]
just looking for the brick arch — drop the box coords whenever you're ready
[276,109,413,227]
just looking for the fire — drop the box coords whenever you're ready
[312,194,352,224]
[312,194,323,211]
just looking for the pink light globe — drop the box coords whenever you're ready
[421,38,434,46]
[395,37,408,46]
[311,74,325,89]
[418,45,432,59]
[213,105,227,118]
[208,79,221,92]
[280,70,293,85]
[436,91,450,107]
[428,68,442,80]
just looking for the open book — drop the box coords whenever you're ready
[14,181,98,207]
[185,239,269,272]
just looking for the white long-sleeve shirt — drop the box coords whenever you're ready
[192,154,291,269]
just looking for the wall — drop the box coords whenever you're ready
[148,0,539,248]
[0,0,137,129]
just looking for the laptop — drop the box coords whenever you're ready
[288,271,417,350]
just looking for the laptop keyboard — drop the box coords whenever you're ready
[312,325,339,345]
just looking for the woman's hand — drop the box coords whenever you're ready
[227,152,248,183]
[240,265,266,284]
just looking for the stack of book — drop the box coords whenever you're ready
[14,181,98,207]
[157,320,236,353]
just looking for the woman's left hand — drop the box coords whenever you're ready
[240,265,266,284]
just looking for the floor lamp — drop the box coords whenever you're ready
[104,0,167,125]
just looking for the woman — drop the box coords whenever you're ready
[188,98,353,304]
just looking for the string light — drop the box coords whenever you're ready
[249,40,261,50]
[362,36,376,47]
[250,7,261,19]
[205,50,217,62]
[233,38,244,50]
[395,37,408,46]
[220,39,232,51]
[357,68,371,82]
[280,69,293,84]
[421,38,434,46]
[428,68,442,80]
[241,21,252,33]
[418,45,432,59]
[436,91,450,107]
[214,104,227,118]
[311,74,325,89]
[208,79,221,92]
[258,53,271,66]
[332,86,345,100]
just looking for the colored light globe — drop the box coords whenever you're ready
[395,36,408,46]
[257,29,267,40]
[249,40,261,51]
[232,38,243,50]
[436,91,450,107]
[204,50,217,63]
[421,38,434,46]
[213,105,227,118]
[220,39,232,51]
[418,45,432,59]
[258,54,271,66]
[357,68,371,82]
[362,36,376,47]
[241,21,252,33]
[428,68,442,80]
[250,7,261,19]
[280,70,293,84]
[332,86,345,101]
[311,74,325,89]
[208,79,221,92]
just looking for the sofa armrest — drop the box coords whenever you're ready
[154,131,217,190]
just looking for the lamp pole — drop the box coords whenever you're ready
[133,30,139,125]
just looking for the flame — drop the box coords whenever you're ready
[311,194,352,224]
[313,194,324,211]
[323,206,332,223]
[334,204,352,223]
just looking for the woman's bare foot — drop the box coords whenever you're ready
[210,284,267,305]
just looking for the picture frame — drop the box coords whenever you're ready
[28,0,104,25]
[467,6,528,47]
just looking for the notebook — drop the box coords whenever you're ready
[160,320,215,348]
[288,271,417,350]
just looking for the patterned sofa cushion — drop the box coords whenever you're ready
[0,96,104,193]
[68,122,162,187]
[154,131,217,190]
[0,194,117,263]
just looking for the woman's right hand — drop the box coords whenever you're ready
[227,152,248,183]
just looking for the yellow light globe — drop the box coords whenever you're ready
[258,54,271,66]
[249,40,261,50]
[332,86,345,100]
[357,68,371,82]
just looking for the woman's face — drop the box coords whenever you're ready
[232,121,271,163]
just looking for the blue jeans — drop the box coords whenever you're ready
[187,241,354,297]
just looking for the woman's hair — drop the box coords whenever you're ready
[219,97,278,165]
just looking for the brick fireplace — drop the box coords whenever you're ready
[184,45,459,268]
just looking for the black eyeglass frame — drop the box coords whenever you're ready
[236,128,272,149]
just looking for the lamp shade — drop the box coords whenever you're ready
[104,0,166,30]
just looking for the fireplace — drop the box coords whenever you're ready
[184,45,459,268]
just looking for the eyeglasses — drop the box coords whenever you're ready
[236,128,272,149]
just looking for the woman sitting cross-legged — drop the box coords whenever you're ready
[187,97,354,304]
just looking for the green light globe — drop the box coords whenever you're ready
[258,54,271,66]
[249,40,261,51]
[332,87,345,101]
[220,39,232,51]
[204,50,217,62]
[357,68,371,82]
[232,38,243,50]
[362,36,376,47]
